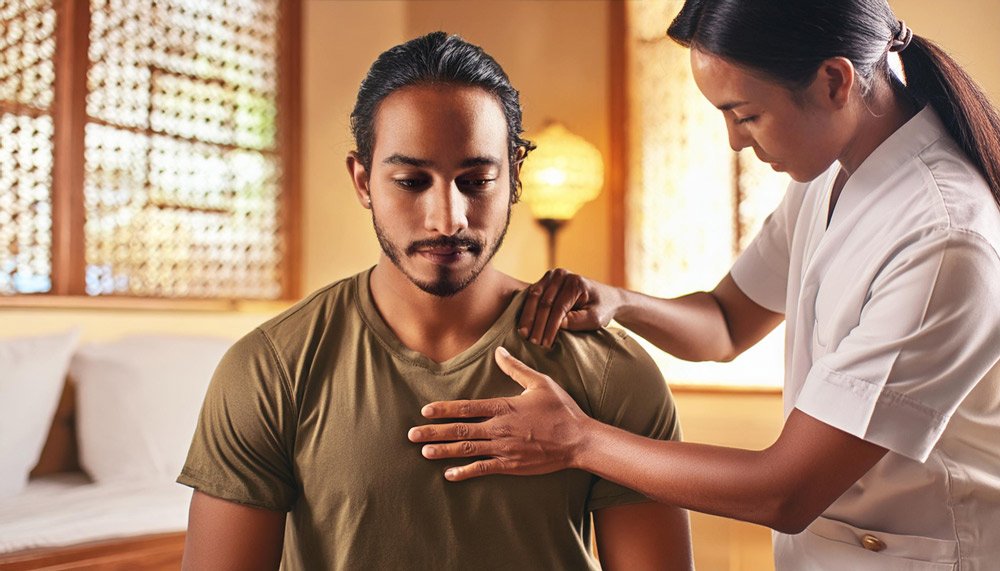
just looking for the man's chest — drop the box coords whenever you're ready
[287,360,593,523]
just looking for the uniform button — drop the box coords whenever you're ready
[860,534,886,552]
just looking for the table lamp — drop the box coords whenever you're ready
[519,122,604,267]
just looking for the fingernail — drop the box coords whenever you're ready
[445,468,457,480]
[422,405,435,416]
[518,327,529,337]
[422,446,436,458]
[408,428,420,441]
[497,346,510,358]
[530,337,539,344]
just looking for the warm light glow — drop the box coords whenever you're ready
[625,0,788,389]
[536,167,567,187]
[520,123,604,221]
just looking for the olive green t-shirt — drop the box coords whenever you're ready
[178,269,681,570]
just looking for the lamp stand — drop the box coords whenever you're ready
[536,218,566,268]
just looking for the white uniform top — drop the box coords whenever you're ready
[732,106,1000,570]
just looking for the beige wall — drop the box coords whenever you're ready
[893,0,1000,104]
[301,1,406,291]
[0,306,278,342]
[674,390,783,571]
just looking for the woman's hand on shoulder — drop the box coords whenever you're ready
[518,268,621,347]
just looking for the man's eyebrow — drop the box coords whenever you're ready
[717,100,749,111]
[383,154,433,167]
[382,154,502,169]
[460,156,502,169]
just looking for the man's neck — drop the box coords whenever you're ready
[368,259,523,363]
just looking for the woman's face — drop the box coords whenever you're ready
[690,48,850,182]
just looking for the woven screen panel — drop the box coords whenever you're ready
[0,0,56,294]
[84,0,283,298]
[736,150,787,253]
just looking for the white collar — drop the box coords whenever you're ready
[829,106,948,228]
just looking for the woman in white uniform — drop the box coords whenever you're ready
[408,1,1000,569]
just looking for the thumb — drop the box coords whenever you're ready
[494,346,546,390]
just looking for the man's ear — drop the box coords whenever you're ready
[811,57,855,110]
[346,151,372,209]
[512,146,527,185]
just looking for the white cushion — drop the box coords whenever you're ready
[71,335,232,484]
[0,330,80,499]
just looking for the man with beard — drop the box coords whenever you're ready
[177,32,693,571]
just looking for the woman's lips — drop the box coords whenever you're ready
[756,153,781,171]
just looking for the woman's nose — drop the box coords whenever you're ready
[726,120,752,152]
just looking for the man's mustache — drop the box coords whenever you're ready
[406,235,484,256]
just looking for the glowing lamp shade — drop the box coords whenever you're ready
[520,123,604,221]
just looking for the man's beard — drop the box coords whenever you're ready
[372,206,511,297]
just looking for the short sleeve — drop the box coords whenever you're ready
[586,331,681,512]
[796,230,1000,461]
[731,182,800,313]
[177,328,299,511]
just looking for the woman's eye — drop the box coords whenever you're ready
[736,115,758,125]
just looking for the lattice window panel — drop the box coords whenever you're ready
[84,0,284,298]
[0,0,56,294]
[623,0,787,388]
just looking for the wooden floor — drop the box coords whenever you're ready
[672,389,784,571]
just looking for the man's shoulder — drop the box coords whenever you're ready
[555,325,656,370]
[220,271,366,379]
[258,272,363,339]
[542,327,678,439]
[535,326,671,409]
[210,272,367,398]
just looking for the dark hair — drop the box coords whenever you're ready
[667,0,1000,208]
[350,31,535,202]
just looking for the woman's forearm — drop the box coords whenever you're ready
[610,273,783,362]
[570,409,888,535]
[613,289,737,362]
[572,416,799,531]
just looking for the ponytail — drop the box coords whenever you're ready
[666,0,1000,209]
[900,35,1000,209]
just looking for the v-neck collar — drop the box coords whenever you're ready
[825,168,850,229]
[353,267,525,375]
[826,106,947,230]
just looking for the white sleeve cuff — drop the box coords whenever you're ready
[796,363,949,462]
